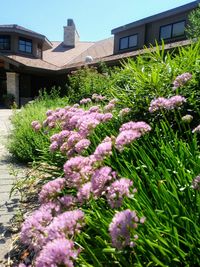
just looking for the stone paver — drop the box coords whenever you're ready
[0,109,24,264]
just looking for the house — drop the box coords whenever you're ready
[0,20,113,106]
[111,0,200,54]
[0,1,199,107]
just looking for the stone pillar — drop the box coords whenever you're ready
[6,72,19,106]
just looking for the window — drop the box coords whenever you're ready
[119,34,138,50]
[0,35,10,50]
[18,37,32,53]
[160,21,185,40]
[172,21,185,37]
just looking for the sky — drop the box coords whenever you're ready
[0,0,195,42]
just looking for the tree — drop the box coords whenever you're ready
[186,4,200,39]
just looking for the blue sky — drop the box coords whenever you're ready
[0,0,194,42]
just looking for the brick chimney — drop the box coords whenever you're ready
[63,19,79,47]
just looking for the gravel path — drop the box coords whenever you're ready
[0,109,24,265]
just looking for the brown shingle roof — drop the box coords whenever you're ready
[43,37,113,67]
[65,37,114,65]
[6,54,59,70]
[43,41,95,67]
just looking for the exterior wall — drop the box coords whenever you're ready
[113,25,145,54]
[145,11,189,46]
[113,7,194,54]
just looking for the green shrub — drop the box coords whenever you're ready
[66,66,112,104]
[9,89,68,162]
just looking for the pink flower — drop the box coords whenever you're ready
[39,178,66,203]
[109,209,142,249]
[91,166,114,197]
[119,121,151,134]
[93,137,112,161]
[101,113,113,122]
[50,141,59,152]
[173,72,192,89]
[149,95,186,113]
[31,121,41,131]
[115,130,141,151]
[92,94,106,102]
[77,182,92,203]
[20,203,60,251]
[80,98,92,105]
[104,103,115,112]
[75,139,91,154]
[64,156,94,187]
[35,238,80,267]
[106,178,134,208]
[119,108,131,117]
[192,125,200,133]
[45,210,85,242]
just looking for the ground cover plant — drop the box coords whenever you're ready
[10,42,200,266]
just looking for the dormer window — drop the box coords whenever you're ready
[0,35,10,50]
[119,34,138,50]
[18,37,32,53]
[160,21,185,40]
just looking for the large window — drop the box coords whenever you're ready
[119,34,138,50]
[160,21,185,40]
[18,37,32,53]
[0,35,10,50]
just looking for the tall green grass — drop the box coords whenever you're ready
[74,118,200,266]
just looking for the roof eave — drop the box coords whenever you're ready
[0,27,53,49]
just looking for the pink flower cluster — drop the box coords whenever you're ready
[149,95,186,113]
[26,99,149,265]
[43,104,114,156]
[119,108,131,117]
[92,93,106,102]
[115,121,151,151]
[192,175,200,190]
[20,207,84,265]
[173,72,192,89]
[35,238,80,267]
[80,98,92,105]
[109,209,145,249]
[39,177,66,203]
[31,121,42,131]
[192,124,200,133]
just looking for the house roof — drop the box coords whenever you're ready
[111,0,200,34]
[0,24,52,50]
[43,41,95,67]
[0,37,113,71]
[43,37,114,67]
